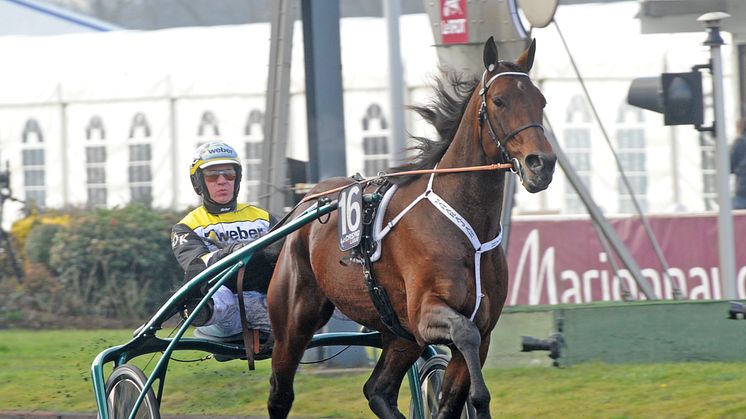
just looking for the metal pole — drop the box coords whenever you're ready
[500,174,516,256]
[168,76,179,209]
[57,84,69,206]
[384,0,406,165]
[554,18,680,297]
[669,125,683,209]
[260,0,295,214]
[302,0,347,182]
[699,12,737,299]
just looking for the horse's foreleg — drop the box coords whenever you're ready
[418,304,492,419]
[364,334,421,419]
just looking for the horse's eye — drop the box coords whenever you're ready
[492,97,505,108]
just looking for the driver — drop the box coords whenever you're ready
[171,141,278,348]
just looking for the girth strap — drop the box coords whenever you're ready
[362,252,416,341]
[359,181,416,341]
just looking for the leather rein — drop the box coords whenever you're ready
[298,163,511,206]
[294,68,545,207]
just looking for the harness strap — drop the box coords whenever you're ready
[377,189,426,240]
[479,71,529,95]
[236,265,256,370]
[503,122,545,143]
[360,181,415,341]
[478,69,544,171]
[362,251,416,341]
[374,166,503,321]
[376,166,437,240]
[423,178,502,321]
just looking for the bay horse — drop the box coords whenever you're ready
[267,37,555,418]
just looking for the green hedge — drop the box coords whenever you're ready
[17,204,185,320]
[24,223,63,269]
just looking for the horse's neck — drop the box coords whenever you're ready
[427,100,506,238]
[439,93,492,170]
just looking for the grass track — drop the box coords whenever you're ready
[1,329,745,418]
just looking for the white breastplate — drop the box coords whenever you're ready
[370,169,502,321]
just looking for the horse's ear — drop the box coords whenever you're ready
[482,36,498,72]
[516,38,536,72]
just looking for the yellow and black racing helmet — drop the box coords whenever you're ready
[189,141,243,212]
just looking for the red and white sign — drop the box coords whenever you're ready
[505,213,746,305]
[440,0,468,44]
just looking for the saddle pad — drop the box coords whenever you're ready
[370,184,399,263]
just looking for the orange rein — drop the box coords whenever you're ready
[299,162,514,205]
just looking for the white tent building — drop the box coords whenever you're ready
[0,1,739,224]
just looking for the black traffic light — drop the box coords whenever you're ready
[627,71,703,127]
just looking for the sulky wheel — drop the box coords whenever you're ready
[410,354,475,419]
[105,364,161,419]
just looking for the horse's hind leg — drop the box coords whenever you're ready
[363,334,421,419]
[267,240,334,419]
[418,303,492,419]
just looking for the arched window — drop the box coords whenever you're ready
[86,115,106,140]
[615,103,647,213]
[361,103,389,176]
[85,115,107,207]
[562,95,592,214]
[128,113,151,139]
[20,118,45,207]
[22,119,44,143]
[128,112,152,204]
[198,111,220,137]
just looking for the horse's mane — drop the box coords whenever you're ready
[388,71,478,185]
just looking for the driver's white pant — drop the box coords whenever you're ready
[196,285,271,337]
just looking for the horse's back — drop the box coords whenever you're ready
[279,176,356,267]
[285,175,354,247]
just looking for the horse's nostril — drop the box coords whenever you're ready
[525,154,557,174]
[526,154,543,171]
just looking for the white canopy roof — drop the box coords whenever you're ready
[0,0,118,36]
[0,2,733,112]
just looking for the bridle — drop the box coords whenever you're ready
[477,67,545,176]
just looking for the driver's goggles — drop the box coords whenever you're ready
[203,168,237,182]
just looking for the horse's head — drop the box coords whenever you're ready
[478,37,556,193]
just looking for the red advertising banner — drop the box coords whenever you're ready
[440,0,468,44]
[505,213,746,306]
